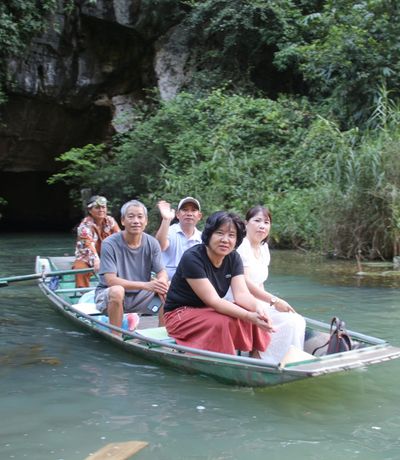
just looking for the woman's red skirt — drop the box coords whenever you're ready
[164,306,270,355]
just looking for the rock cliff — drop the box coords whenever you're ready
[0,0,187,229]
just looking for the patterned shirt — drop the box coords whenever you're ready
[74,215,120,266]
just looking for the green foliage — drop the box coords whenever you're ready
[0,1,57,55]
[283,0,400,126]
[268,188,320,249]
[34,0,400,257]
[49,85,400,257]
[183,0,305,94]
[150,91,312,209]
[47,144,107,204]
[50,90,325,245]
[182,0,400,128]
[312,89,400,258]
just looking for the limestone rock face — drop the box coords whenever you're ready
[0,0,187,170]
[154,24,191,101]
[0,0,187,228]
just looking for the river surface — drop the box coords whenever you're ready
[1,233,400,460]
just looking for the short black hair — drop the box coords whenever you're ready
[201,211,246,249]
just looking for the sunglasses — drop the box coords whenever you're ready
[88,196,107,208]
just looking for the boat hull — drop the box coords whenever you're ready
[35,256,400,388]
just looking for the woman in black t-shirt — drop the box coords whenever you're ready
[163,211,274,356]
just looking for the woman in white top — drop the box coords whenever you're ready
[236,205,306,364]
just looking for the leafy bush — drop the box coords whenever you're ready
[47,143,107,203]
[282,0,400,127]
[312,91,400,259]
[49,90,324,245]
[44,0,400,259]
[184,1,400,129]
[183,0,306,96]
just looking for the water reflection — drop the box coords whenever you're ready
[79,363,131,397]
[0,344,60,369]
[272,249,400,289]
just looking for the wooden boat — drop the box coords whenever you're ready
[33,256,400,388]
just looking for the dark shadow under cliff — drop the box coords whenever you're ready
[0,172,79,231]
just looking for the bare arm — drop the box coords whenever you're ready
[155,200,175,250]
[156,268,168,284]
[155,268,169,303]
[104,272,169,297]
[229,274,260,310]
[242,266,295,313]
[186,277,274,332]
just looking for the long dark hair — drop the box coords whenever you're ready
[245,205,272,244]
[202,211,246,249]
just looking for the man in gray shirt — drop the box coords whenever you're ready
[95,199,169,335]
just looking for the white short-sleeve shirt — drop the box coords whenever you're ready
[236,237,270,286]
[162,223,202,279]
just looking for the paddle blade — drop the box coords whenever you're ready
[85,441,148,460]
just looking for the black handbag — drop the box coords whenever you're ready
[312,317,352,355]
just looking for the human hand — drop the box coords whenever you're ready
[148,278,169,296]
[274,298,296,313]
[157,200,175,220]
[247,310,275,333]
[255,301,269,320]
[93,258,100,272]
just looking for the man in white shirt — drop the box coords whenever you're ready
[155,197,203,280]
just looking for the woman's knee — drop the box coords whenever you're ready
[289,314,306,330]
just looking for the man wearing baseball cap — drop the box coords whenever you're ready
[155,197,203,279]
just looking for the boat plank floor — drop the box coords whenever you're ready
[137,315,159,329]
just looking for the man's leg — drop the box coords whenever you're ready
[72,260,91,288]
[125,291,164,325]
[124,290,155,313]
[106,285,125,336]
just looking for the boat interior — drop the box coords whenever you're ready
[39,256,373,365]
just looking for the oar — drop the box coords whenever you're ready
[84,440,148,460]
[0,267,94,287]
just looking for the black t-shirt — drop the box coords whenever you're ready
[164,244,244,312]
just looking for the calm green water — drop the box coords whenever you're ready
[1,234,400,460]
